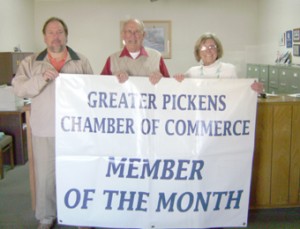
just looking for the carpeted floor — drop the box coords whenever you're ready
[0,163,299,229]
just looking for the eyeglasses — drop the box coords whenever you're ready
[124,30,143,36]
[45,30,65,36]
[199,45,217,52]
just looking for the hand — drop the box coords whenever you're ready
[116,71,129,83]
[251,81,264,94]
[173,73,185,82]
[43,69,59,82]
[149,71,163,85]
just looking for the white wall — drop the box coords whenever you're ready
[0,0,35,52]
[1,0,300,77]
[254,0,300,65]
[33,0,258,76]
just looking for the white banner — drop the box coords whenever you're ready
[55,74,257,229]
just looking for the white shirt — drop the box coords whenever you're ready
[184,60,237,79]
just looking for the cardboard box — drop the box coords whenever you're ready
[0,85,24,111]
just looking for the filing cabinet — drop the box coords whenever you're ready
[259,65,269,92]
[247,64,269,92]
[288,67,300,93]
[268,65,279,94]
[278,67,289,94]
[247,64,300,94]
[247,64,260,78]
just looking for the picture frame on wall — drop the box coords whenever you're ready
[286,30,293,48]
[279,33,285,46]
[293,44,300,56]
[293,28,300,42]
[143,20,172,59]
[120,20,172,59]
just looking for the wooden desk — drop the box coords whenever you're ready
[0,109,28,165]
[23,104,35,210]
[250,95,300,208]
[23,96,300,210]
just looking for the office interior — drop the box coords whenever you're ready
[1,0,300,76]
[0,0,300,228]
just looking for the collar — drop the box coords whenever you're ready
[36,46,80,61]
[47,48,68,62]
[119,46,149,59]
[200,59,221,68]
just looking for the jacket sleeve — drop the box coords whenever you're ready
[80,55,94,74]
[11,56,49,99]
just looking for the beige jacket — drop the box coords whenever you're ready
[12,47,93,137]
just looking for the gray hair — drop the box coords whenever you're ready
[122,18,145,32]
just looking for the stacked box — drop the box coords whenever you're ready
[0,85,24,111]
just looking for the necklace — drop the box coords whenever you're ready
[200,62,221,78]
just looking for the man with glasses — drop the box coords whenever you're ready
[12,17,93,229]
[101,18,170,84]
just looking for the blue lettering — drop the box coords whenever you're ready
[225,190,243,209]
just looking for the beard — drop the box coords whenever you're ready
[49,45,65,53]
[49,40,65,53]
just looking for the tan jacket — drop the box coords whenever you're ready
[12,47,93,137]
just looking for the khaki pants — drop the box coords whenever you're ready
[32,136,56,224]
